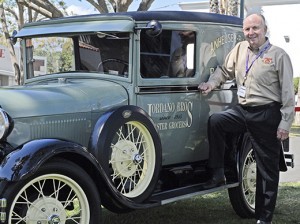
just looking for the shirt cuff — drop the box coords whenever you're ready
[278,120,292,132]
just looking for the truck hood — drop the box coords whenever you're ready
[0,79,128,118]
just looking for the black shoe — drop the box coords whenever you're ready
[257,220,272,224]
[203,175,226,189]
[203,168,226,189]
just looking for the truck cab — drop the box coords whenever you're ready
[0,11,293,224]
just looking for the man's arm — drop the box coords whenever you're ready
[277,51,295,140]
[198,46,239,94]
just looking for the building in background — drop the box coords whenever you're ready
[179,0,300,77]
[0,45,19,86]
[0,45,47,86]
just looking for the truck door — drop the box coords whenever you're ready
[135,29,207,166]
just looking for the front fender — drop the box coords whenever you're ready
[0,138,160,210]
[0,138,100,182]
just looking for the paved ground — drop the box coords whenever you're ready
[279,136,300,182]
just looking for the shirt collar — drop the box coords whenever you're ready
[248,38,270,53]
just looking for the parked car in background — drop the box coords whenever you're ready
[0,11,294,223]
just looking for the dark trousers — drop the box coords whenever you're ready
[207,102,282,222]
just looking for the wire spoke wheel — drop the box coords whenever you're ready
[4,159,101,224]
[228,137,256,218]
[242,148,256,209]
[9,174,89,224]
[109,121,156,198]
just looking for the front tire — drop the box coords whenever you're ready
[3,159,101,224]
[228,137,256,218]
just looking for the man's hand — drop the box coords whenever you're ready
[277,128,289,141]
[198,82,213,95]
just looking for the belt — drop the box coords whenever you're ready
[240,102,281,112]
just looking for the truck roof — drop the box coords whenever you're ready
[16,11,243,38]
[28,10,243,26]
[70,11,243,25]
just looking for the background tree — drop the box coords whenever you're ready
[0,0,65,84]
[0,0,155,85]
[294,77,300,124]
[293,77,299,95]
[0,0,22,84]
[209,0,239,16]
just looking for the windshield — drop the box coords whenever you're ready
[25,32,130,79]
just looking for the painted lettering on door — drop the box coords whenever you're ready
[147,101,193,130]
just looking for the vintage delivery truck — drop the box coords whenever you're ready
[0,11,294,223]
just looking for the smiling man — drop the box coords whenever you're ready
[198,13,295,224]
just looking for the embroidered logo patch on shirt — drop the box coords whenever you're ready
[263,57,272,64]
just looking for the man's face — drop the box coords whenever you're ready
[243,14,267,49]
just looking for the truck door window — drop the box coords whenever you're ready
[140,30,195,78]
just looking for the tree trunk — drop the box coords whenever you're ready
[209,0,219,13]
[227,0,239,16]
[210,0,239,16]
[18,0,64,18]
[137,0,155,11]
[0,3,20,85]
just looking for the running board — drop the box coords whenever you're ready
[149,182,239,205]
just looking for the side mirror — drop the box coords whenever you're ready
[135,20,162,37]
[10,30,18,45]
[145,20,162,37]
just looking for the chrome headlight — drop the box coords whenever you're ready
[0,108,10,140]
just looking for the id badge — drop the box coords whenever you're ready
[237,85,246,98]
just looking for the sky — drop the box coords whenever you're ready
[64,0,300,76]
[263,4,300,77]
[64,0,202,14]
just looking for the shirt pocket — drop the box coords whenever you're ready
[252,62,277,85]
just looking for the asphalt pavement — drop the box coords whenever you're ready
[280,136,300,182]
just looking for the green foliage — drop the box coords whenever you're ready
[33,37,73,74]
[60,39,74,72]
[294,77,300,95]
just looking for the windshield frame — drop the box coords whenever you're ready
[22,31,133,82]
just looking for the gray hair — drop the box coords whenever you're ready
[244,13,267,29]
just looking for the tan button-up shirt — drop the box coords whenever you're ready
[207,39,295,131]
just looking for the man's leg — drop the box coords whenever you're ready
[245,105,281,222]
[207,107,246,169]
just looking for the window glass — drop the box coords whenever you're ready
[25,32,130,79]
[26,37,74,78]
[140,30,195,78]
[78,33,129,76]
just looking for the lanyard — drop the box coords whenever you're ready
[243,42,271,85]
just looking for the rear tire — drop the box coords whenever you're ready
[228,138,256,218]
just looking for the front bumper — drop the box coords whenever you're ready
[0,198,6,223]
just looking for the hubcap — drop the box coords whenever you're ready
[133,154,143,164]
[27,197,66,224]
[49,214,61,224]
[111,140,142,177]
